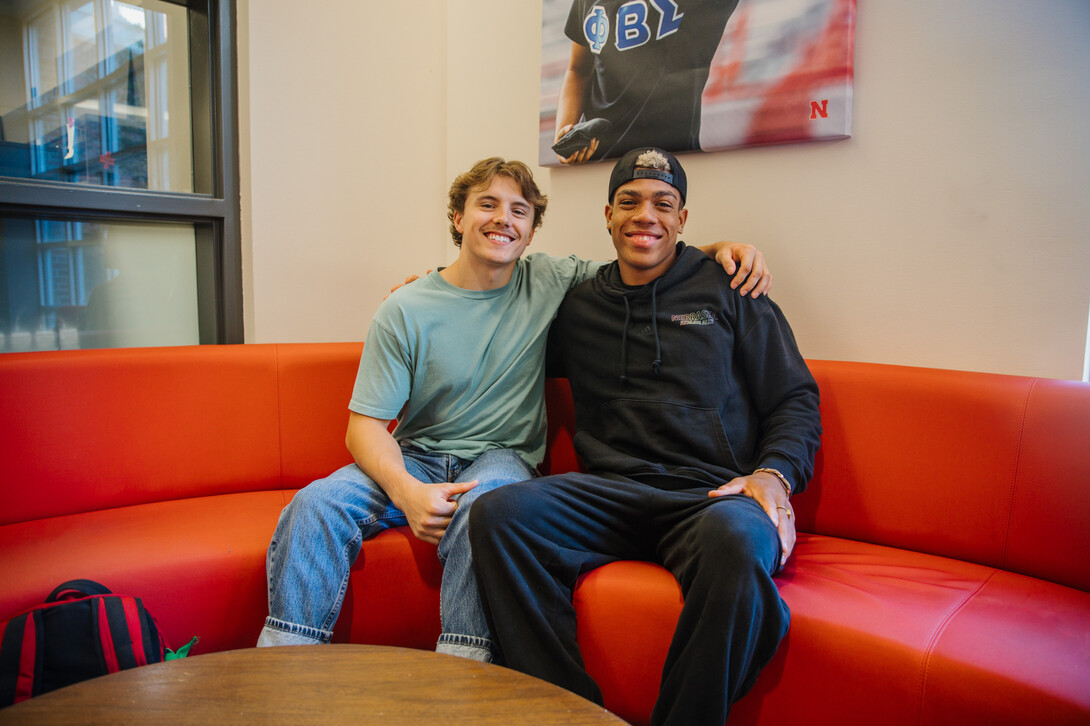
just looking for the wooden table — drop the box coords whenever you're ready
[0,645,627,725]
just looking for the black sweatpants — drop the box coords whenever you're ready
[470,472,789,726]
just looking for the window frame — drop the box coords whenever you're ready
[0,0,242,345]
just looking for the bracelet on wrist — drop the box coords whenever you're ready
[754,467,792,497]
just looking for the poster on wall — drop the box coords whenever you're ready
[540,0,856,166]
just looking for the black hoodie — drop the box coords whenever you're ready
[549,242,821,493]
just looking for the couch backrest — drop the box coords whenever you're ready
[5,346,1086,592]
[797,360,1090,593]
[0,343,361,526]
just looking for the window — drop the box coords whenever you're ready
[0,0,240,352]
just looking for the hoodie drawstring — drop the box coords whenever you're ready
[620,296,632,384]
[619,279,663,384]
[650,279,662,375]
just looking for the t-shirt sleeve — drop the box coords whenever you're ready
[536,252,604,289]
[571,256,605,286]
[565,0,588,45]
[349,317,411,420]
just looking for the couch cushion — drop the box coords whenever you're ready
[800,361,1029,564]
[0,490,291,654]
[1,487,449,658]
[275,342,361,488]
[0,346,284,525]
[799,361,1090,592]
[1003,377,1090,592]
[919,570,1090,725]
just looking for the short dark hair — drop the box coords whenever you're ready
[447,158,548,246]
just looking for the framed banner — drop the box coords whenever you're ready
[540,0,855,166]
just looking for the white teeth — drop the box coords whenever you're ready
[487,233,513,243]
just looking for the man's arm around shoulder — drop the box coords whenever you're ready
[694,242,772,297]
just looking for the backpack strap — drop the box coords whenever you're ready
[0,613,43,705]
[47,580,113,603]
[96,597,147,671]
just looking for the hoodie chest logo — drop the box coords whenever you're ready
[670,310,717,327]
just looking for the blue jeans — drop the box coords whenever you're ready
[257,446,534,661]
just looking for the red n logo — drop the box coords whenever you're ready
[810,100,829,119]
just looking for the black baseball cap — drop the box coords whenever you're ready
[608,147,687,205]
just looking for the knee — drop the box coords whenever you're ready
[281,475,357,531]
[468,484,524,545]
[707,521,770,558]
[468,487,500,536]
[473,447,533,476]
[694,508,780,576]
[287,480,335,515]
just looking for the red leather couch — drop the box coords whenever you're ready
[2,343,1088,724]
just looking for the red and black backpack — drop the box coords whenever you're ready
[0,579,190,706]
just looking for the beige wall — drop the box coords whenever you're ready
[242,0,449,345]
[241,1,1090,380]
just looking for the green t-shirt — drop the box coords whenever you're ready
[350,253,600,468]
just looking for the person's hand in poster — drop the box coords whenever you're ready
[554,122,600,164]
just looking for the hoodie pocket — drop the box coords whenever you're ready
[600,399,739,472]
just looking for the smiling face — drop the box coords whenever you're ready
[606,178,688,286]
[452,174,536,276]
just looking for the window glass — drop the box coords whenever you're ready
[1,215,200,352]
[0,0,194,192]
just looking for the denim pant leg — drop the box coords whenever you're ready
[258,454,449,647]
[435,448,535,662]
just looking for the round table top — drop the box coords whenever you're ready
[0,644,627,725]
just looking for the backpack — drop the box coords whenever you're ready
[0,579,195,706]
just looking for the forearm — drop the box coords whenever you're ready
[556,43,592,138]
[346,412,476,545]
[555,68,588,136]
[695,241,771,297]
[750,351,822,491]
[695,241,746,264]
[756,394,821,493]
[733,300,821,491]
[345,412,419,509]
[695,242,727,257]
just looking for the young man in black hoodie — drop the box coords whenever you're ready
[470,147,822,726]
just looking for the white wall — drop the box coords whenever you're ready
[241,1,1090,380]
